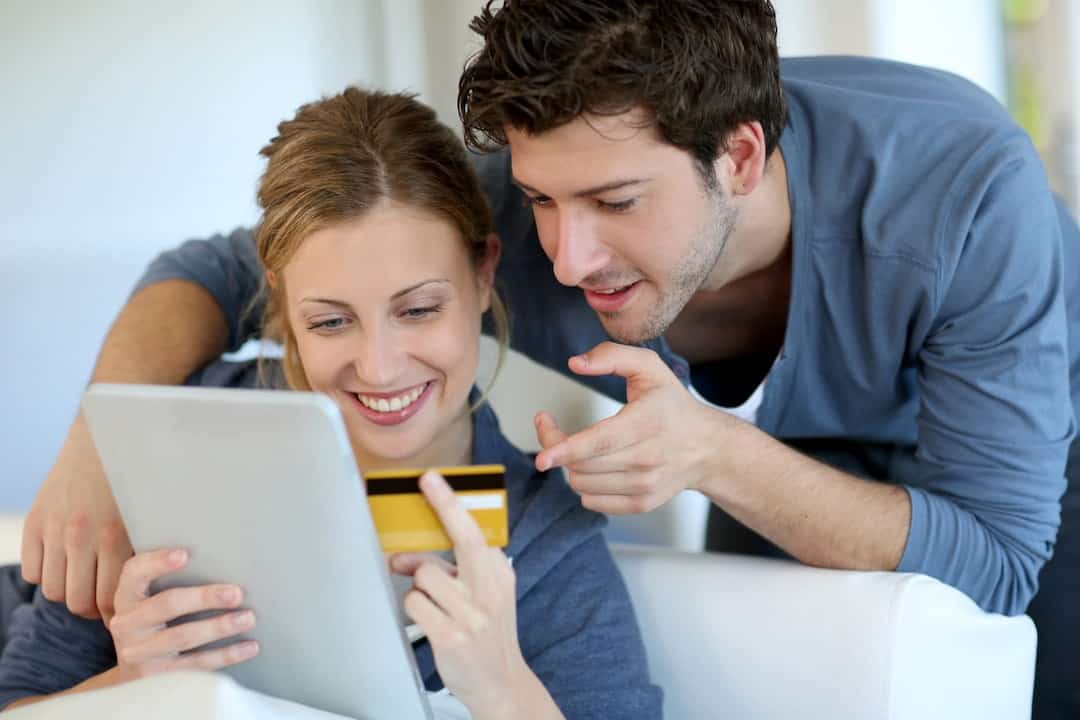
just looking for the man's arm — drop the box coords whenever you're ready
[91,279,229,385]
[701,425,911,569]
[22,280,228,619]
[24,227,262,619]
[535,352,910,570]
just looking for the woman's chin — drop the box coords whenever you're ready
[347,433,432,471]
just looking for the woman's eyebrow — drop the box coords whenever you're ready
[390,278,450,300]
[298,297,352,310]
[298,279,450,308]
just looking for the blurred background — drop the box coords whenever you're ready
[2,1,1078,547]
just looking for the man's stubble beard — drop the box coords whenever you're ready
[600,189,737,345]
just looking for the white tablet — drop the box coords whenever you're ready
[81,383,433,720]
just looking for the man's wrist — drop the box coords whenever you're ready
[475,666,563,720]
[688,404,754,502]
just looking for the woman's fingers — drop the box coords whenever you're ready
[121,583,245,631]
[167,639,260,672]
[417,472,488,582]
[403,588,452,644]
[389,552,457,577]
[411,559,475,620]
[117,609,256,664]
[112,548,189,615]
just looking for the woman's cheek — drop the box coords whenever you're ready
[294,336,337,390]
[426,319,479,386]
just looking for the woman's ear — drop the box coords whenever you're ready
[266,270,277,289]
[477,233,502,312]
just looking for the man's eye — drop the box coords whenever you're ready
[523,194,553,208]
[599,198,637,213]
[403,305,443,319]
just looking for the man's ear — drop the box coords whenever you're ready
[477,233,502,312]
[715,120,767,197]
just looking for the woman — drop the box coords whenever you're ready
[0,89,662,718]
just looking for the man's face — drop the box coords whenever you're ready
[506,111,737,344]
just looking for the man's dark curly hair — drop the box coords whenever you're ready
[458,0,787,184]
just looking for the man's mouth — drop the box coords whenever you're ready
[582,281,641,313]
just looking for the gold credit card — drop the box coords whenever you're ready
[365,464,508,553]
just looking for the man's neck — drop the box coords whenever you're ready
[665,150,793,365]
[665,246,791,364]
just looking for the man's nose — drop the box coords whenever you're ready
[549,209,610,287]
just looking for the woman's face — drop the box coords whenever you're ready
[282,200,495,468]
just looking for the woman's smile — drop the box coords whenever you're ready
[346,380,436,427]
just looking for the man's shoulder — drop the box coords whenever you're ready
[781,56,1043,262]
[781,55,1018,145]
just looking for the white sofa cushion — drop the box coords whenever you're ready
[611,543,1036,720]
[1,671,351,719]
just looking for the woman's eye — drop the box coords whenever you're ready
[308,318,347,331]
[599,198,637,213]
[403,305,443,319]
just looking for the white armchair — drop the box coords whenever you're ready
[612,543,1035,719]
[0,515,1035,719]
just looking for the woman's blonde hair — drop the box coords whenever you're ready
[254,87,509,396]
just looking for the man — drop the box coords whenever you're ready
[20,1,1079,716]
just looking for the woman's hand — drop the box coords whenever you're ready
[107,548,259,682]
[390,471,563,720]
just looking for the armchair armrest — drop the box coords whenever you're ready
[610,543,1036,720]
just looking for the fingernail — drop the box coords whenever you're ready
[219,587,241,604]
[232,610,255,629]
[536,455,551,472]
[421,470,450,497]
[238,640,259,657]
[168,549,188,566]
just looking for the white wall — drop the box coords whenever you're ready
[774,0,1005,99]
[0,1,402,508]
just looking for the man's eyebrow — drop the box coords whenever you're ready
[511,177,651,198]
[299,279,450,308]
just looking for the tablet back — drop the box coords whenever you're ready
[81,383,432,720]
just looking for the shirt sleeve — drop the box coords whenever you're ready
[512,497,663,718]
[132,226,264,352]
[899,142,1074,615]
[0,589,116,709]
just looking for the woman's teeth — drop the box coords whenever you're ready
[356,384,426,413]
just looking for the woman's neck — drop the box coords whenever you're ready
[352,405,474,472]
